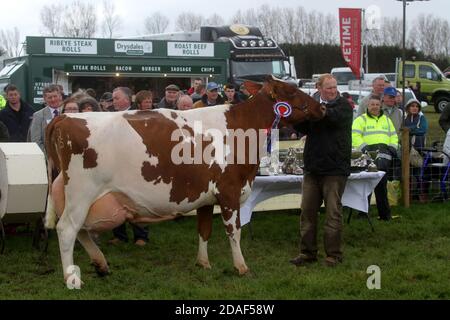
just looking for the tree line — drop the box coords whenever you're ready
[0,2,449,67]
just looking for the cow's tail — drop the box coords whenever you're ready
[44,116,64,229]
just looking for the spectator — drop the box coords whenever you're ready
[85,88,97,100]
[357,76,385,116]
[99,92,115,112]
[0,84,34,142]
[382,86,403,135]
[29,84,63,152]
[177,95,194,110]
[187,78,203,95]
[439,102,450,133]
[193,82,225,108]
[404,98,429,202]
[223,84,241,105]
[61,97,80,113]
[113,87,135,111]
[57,84,68,100]
[191,84,206,103]
[157,84,180,110]
[290,74,352,267]
[135,90,153,110]
[352,94,398,221]
[79,97,100,112]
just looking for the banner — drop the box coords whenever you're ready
[339,8,362,79]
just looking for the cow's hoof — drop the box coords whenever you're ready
[196,260,212,270]
[92,262,110,277]
[236,265,249,276]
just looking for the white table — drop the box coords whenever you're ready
[240,171,385,226]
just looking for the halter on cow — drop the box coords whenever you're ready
[45,75,324,284]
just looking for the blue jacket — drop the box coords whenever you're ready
[404,113,428,149]
[0,100,35,142]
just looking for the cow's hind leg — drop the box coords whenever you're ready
[77,229,110,277]
[216,195,249,275]
[196,205,214,269]
[56,200,95,284]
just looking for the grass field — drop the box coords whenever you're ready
[0,201,449,300]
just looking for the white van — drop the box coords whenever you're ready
[331,67,364,92]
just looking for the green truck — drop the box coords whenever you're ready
[396,59,450,113]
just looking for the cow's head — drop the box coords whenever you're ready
[244,75,324,123]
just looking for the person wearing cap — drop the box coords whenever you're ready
[352,94,398,221]
[193,82,225,108]
[157,84,180,110]
[99,92,115,112]
[79,97,101,112]
[382,86,403,135]
[357,76,386,116]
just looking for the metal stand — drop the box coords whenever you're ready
[347,208,375,232]
[32,214,49,253]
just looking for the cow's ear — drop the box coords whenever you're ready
[243,81,262,96]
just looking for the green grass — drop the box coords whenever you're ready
[1,202,449,300]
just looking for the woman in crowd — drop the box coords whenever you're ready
[135,90,153,110]
[404,98,429,202]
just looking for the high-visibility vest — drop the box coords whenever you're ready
[352,113,398,151]
[0,95,6,110]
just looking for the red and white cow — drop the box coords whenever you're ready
[45,76,323,283]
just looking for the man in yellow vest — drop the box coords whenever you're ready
[0,94,6,110]
[352,94,398,221]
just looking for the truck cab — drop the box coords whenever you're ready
[397,60,450,113]
[200,25,293,86]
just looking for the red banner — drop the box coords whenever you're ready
[339,8,362,79]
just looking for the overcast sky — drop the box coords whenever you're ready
[1,0,449,41]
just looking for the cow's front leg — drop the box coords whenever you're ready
[217,197,248,275]
[196,205,214,269]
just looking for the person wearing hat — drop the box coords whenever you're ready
[99,92,115,112]
[193,82,225,108]
[404,98,429,202]
[382,86,404,135]
[157,84,180,109]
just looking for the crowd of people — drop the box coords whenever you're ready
[0,74,449,265]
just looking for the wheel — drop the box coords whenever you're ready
[434,96,449,113]
[32,214,49,253]
[0,219,5,254]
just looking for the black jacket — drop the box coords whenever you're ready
[0,100,35,142]
[294,95,353,176]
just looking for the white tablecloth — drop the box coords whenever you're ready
[240,171,385,226]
